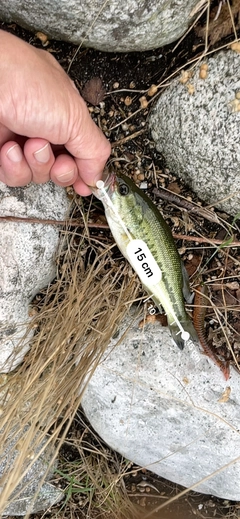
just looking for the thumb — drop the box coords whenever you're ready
[65,94,111,195]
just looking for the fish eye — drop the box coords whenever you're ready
[119,183,129,196]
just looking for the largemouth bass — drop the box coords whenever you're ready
[92,171,198,349]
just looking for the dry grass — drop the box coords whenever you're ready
[1,1,240,518]
[1,193,239,519]
[0,197,141,518]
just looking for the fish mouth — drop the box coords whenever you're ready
[91,169,117,203]
[101,169,116,194]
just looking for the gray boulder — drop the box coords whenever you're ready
[4,483,62,516]
[0,181,70,372]
[1,0,201,52]
[150,49,240,216]
[0,426,63,516]
[82,308,240,500]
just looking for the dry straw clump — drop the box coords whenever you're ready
[0,197,141,518]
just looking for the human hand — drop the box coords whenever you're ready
[0,30,111,195]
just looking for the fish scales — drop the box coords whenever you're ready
[122,190,185,318]
[92,172,198,349]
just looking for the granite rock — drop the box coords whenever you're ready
[0,426,63,516]
[0,181,70,372]
[0,0,201,52]
[3,483,63,516]
[149,49,240,216]
[82,307,240,500]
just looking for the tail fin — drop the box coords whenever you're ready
[168,316,199,350]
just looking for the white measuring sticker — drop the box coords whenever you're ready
[126,239,162,286]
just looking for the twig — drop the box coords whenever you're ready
[67,0,110,73]
[227,0,238,40]
[171,233,240,247]
[171,1,208,53]
[205,190,240,209]
[205,0,211,53]
[152,186,220,223]
[106,88,145,95]
[127,493,167,498]
[109,106,143,131]
[0,215,74,226]
[1,215,240,246]
[109,38,240,131]
[111,129,146,148]
[0,215,108,228]
[144,454,240,518]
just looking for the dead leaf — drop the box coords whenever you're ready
[179,70,193,84]
[139,313,168,329]
[35,31,50,46]
[185,255,202,278]
[170,216,180,227]
[182,212,195,233]
[186,83,195,95]
[168,182,181,194]
[231,41,240,54]
[233,318,240,334]
[81,77,106,105]
[226,281,239,291]
[224,289,238,306]
[236,289,240,302]
[218,386,231,403]
[229,97,240,112]
[212,288,238,307]
[195,0,240,46]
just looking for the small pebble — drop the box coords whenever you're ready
[139,497,146,507]
[179,70,192,84]
[139,96,148,109]
[124,96,133,106]
[187,83,195,95]
[230,41,240,53]
[148,84,158,96]
[199,63,208,80]
[139,181,148,189]
[35,31,49,46]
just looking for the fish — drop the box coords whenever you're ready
[91,171,199,349]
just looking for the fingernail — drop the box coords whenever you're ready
[57,169,75,182]
[89,168,109,188]
[101,168,110,182]
[6,144,23,163]
[34,143,51,163]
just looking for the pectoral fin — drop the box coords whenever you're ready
[181,261,194,304]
